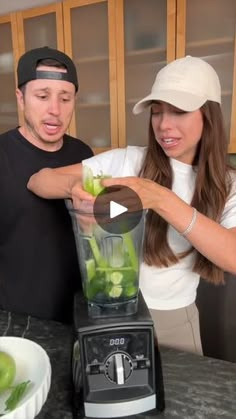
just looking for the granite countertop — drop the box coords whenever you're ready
[0,311,236,419]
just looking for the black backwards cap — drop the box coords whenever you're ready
[17,46,78,92]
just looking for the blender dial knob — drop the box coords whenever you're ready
[105,353,133,384]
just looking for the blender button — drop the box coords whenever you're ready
[133,361,138,369]
[90,364,100,374]
[137,359,148,369]
[86,365,91,374]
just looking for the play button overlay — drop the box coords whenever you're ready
[93,185,144,234]
[110,201,128,218]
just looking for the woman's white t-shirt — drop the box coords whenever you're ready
[82,146,236,310]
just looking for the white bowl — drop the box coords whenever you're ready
[0,337,51,418]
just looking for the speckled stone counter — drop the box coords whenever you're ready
[0,310,236,419]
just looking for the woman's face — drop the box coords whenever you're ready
[151,101,204,164]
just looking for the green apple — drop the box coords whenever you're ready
[0,351,16,393]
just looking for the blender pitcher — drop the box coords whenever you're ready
[67,199,146,318]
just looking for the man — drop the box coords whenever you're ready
[0,46,93,323]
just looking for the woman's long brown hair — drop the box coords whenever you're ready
[139,101,235,285]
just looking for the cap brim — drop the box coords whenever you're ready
[132,90,208,114]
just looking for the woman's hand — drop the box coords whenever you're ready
[102,176,166,211]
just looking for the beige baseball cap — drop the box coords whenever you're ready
[133,56,221,114]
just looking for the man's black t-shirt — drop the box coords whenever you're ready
[0,128,93,323]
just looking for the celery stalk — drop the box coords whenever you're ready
[123,232,138,272]
[88,236,107,268]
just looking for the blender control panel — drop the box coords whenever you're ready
[84,330,151,385]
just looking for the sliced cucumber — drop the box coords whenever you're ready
[107,285,122,298]
[110,271,123,285]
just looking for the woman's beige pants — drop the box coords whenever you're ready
[149,302,203,355]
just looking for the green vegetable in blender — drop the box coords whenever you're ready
[109,271,123,285]
[83,165,111,196]
[85,259,96,281]
[105,283,123,298]
[123,233,138,272]
[85,276,105,299]
[82,166,140,302]
[83,166,94,195]
[87,236,107,268]
[123,284,138,298]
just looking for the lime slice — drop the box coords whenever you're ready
[85,259,96,281]
[110,271,123,285]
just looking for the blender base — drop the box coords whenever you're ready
[73,292,165,418]
[88,297,138,318]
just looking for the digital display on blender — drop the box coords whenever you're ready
[109,337,126,346]
[85,331,149,364]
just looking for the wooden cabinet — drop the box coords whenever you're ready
[63,0,236,152]
[0,0,175,152]
[0,14,19,134]
[63,0,175,151]
[0,0,236,152]
[0,3,64,131]
[176,0,236,153]
[116,0,176,148]
[63,0,118,152]
[15,3,64,126]
[16,3,64,54]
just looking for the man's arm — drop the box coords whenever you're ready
[27,163,83,199]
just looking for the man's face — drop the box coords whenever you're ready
[16,65,76,151]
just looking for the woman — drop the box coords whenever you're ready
[28,56,236,354]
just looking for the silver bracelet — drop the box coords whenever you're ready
[180,207,197,236]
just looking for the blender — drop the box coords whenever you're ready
[67,196,165,418]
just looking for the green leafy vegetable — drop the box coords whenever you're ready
[4,380,31,412]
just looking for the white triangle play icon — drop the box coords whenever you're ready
[110,201,128,219]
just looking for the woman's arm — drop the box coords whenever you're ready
[102,176,236,275]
